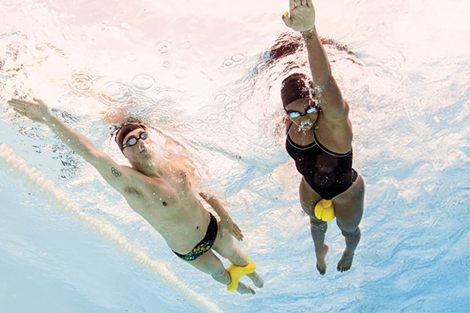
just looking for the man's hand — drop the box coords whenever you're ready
[219,215,244,241]
[8,98,52,124]
[282,0,316,32]
[199,192,245,241]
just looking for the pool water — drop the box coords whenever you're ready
[1,0,469,312]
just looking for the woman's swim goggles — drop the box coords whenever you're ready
[285,100,319,118]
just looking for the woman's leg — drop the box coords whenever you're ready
[212,226,264,291]
[299,177,329,275]
[332,174,365,272]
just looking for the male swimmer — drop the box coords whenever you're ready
[8,98,263,293]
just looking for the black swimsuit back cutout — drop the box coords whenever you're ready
[285,123,357,200]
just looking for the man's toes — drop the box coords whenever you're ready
[237,283,255,295]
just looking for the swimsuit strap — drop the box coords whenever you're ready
[286,122,316,150]
[287,122,352,157]
[313,132,351,157]
[286,122,294,134]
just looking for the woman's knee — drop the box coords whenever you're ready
[310,217,327,233]
[310,215,326,226]
[336,218,360,235]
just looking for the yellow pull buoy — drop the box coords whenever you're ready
[314,199,335,221]
[226,254,256,292]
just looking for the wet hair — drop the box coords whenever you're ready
[280,73,315,107]
[114,121,147,152]
[269,32,303,61]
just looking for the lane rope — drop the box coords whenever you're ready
[0,143,224,313]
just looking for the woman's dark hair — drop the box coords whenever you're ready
[280,73,315,107]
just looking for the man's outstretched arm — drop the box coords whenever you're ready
[8,98,133,192]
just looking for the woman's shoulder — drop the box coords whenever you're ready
[315,116,353,153]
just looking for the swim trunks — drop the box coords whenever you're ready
[173,213,218,261]
[286,123,357,200]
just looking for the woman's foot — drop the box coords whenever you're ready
[315,244,329,275]
[337,249,354,272]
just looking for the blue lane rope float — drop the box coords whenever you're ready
[0,143,224,313]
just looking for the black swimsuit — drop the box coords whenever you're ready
[286,123,358,200]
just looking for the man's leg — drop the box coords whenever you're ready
[187,249,256,294]
[211,228,263,293]
[186,250,230,284]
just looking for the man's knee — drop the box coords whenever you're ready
[210,264,228,279]
[234,253,249,267]
[222,249,248,266]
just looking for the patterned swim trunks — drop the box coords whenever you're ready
[173,213,218,261]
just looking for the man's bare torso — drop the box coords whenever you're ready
[120,165,212,254]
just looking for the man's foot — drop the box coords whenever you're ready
[337,249,354,272]
[247,271,264,288]
[236,282,255,295]
[315,244,329,275]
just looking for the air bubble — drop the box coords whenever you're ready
[132,74,155,91]
[155,40,171,54]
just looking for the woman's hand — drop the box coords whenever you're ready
[282,0,316,32]
[219,214,244,241]
[8,98,52,124]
